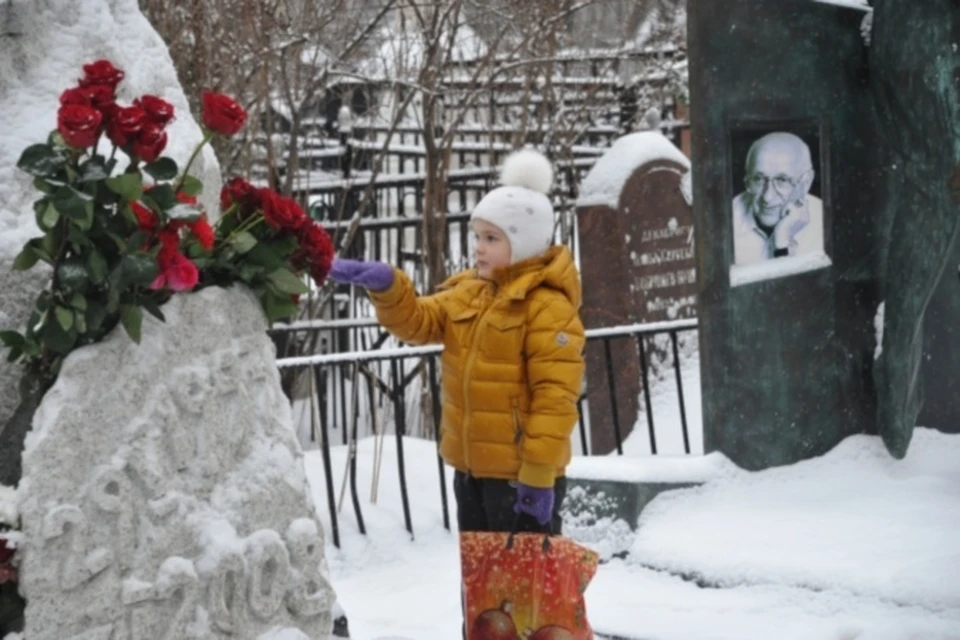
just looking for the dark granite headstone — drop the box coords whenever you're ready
[577,133,692,454]
[690,0,959,468]
[689,0,881,470]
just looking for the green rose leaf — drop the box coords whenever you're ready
[121,253,159,287]
[141,300,166,322]
[120,304,143,344]
[57,260,89,292]
[55,306,74,332]
[0,331,25,348]
[17,143,65,177]
[230,231,258,254]
[34,200,60,231]
[33,177,55,194]
[70,292,88,311]
[85,301,108,335]
[267,268,309,295]
[105,173,144,202]
[180,175,203,197]
[262,291,299,322]
[12,245,39,271]
[86,250,108,284]
[39,315,77,354]
[143,157,179,181]
[144,184,176,211]
[79,157,110,182]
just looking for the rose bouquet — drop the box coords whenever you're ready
[0,59,333,402]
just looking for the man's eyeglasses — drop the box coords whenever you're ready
[745,173,801,197]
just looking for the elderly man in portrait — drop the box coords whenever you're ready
[732,132,825,265]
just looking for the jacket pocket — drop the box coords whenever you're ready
[481,313,525,362]
[447,307,479,356]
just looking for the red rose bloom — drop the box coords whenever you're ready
[176,192,198,205]
[57,104,103,148]
[261,190,307,231]
[59,87,90,107]
[80,59,124,89]
[107,105,146,147]
[202,91,247,136]
[132,201,158,233]
[134,95,175,126]
[220,177,259,214]
[188,216,216,250]
[79,84,116,112]
[294,222,334,285]
[150,250,199,292]
[132,123,167,163]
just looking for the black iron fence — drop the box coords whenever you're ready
[274,318,698,548]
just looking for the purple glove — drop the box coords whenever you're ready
[329,258,394,292]
[514,483,555,526]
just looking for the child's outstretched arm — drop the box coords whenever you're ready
[330,259,450,345]
[518,295,586,489]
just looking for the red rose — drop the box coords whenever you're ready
[294,222,334,285]
[0,538,13,565]
[150,251,198,292]
[57,104,103,148]
[107,105,146,147]
[176,192,198,205]
[157,224,182,259]
[59,87,90,107]
[80,59,124,89]
[132,123,167,163]
[79,84,116,112]
[134,95,175,126]
[202,91,247,136]
[188,216,215,250]
[132,201,158,233]
[220,177,260,216]
[261,190,307,231]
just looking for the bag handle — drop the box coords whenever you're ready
[505,513,555,552]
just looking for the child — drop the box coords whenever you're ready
[329,149,585,535]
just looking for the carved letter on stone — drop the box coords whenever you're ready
[153,557,200,640]
[209,552,246,633]
[42,505,113,590]
[245,531,291,621]
[88,467,136,569]
[285,520,334,618]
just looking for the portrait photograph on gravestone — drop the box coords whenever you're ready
[728,121,832,287]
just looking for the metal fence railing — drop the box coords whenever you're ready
[275,318,698,548]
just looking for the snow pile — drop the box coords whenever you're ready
[309,429,960,639]
[874,301,885,360]
[630,428,960,610]
[577,131,690,209]
[729,250,833,288]
[0,0,220,259]
[812,0,871,10]
[0,485,17,527]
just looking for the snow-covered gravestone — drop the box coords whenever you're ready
[0,0,221,430]
[575,132,693,455]
[19,286,335,640]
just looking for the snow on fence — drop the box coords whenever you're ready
[274,318,700,547]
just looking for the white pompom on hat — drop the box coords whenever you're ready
[470,149,556,265]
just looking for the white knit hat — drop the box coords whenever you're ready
[470,149,555,265]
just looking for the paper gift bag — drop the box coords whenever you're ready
[461,531,599,640]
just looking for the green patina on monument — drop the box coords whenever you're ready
[689,0,959,470]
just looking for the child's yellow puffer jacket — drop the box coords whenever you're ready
[369,246,585,488]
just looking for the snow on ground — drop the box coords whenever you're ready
[618,337,704,456]
[306,429,960,639]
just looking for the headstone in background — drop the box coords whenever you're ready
[18,287,336,640]
[576,132,692,454]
